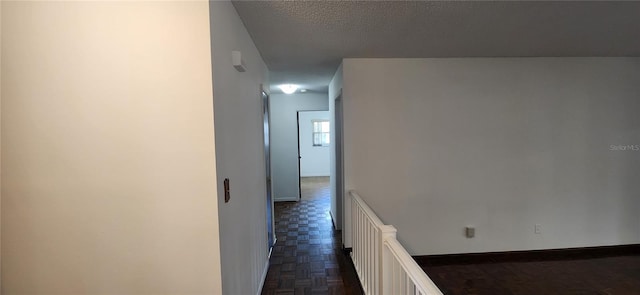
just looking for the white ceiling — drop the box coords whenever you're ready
[231,1,640,93]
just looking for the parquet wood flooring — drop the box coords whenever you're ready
[261,177,363,295]
[420,251,640,295]
[301,177,330,201]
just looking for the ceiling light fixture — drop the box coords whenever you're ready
[300,89,307,93]
[278,84,299,94]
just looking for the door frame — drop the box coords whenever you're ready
[334,95,345,235]
[262,88,275,251]
[296,112,302,200]
[296,110,331,201]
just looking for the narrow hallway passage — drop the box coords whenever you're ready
[262,177,363,294]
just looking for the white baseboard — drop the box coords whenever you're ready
[274,197,298,202]
[329,210,338,229]
[257,259,269,295]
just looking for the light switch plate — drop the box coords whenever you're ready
[224,178,230,203]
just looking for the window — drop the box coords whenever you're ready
[312,120,330,147]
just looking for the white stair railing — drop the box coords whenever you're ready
[350,190,443,295]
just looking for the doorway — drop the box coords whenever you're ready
[297,111,331,201]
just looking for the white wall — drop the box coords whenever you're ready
[342,58,640,255]
[209,1,270,294]
[1,1,222,293]
[271,93,328,201]
[329,65,343,231]
[299,111,331,177]
[0,2,3,289]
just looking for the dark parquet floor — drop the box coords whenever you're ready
[261,177,363,295]
[421,254,640,295]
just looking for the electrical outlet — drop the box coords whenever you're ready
[534,224,541,234]
[465,226,475,238]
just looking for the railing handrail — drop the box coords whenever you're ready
[350,190,386,227]
[350,189,444,295]
[384,238,444,295]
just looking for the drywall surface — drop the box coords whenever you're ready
[0,2,3,289]
[1,1,222,294]
[342,58,640,255]
[329,64,343,231]
[209,1,270,294]
[298,111,331,177]
[271,93,328,201]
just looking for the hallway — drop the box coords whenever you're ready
[262,177,363,294]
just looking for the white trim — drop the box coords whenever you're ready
[268,237,276,259]
[350,190,443,295]
[256,260,270,295]
[274,197,299,202]
[329,209,338,229]
[300,173,331,177]
[383,239,443,295]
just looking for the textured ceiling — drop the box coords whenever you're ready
[232,1,640,93]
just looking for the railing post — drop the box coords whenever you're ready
[379,225,397,295]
